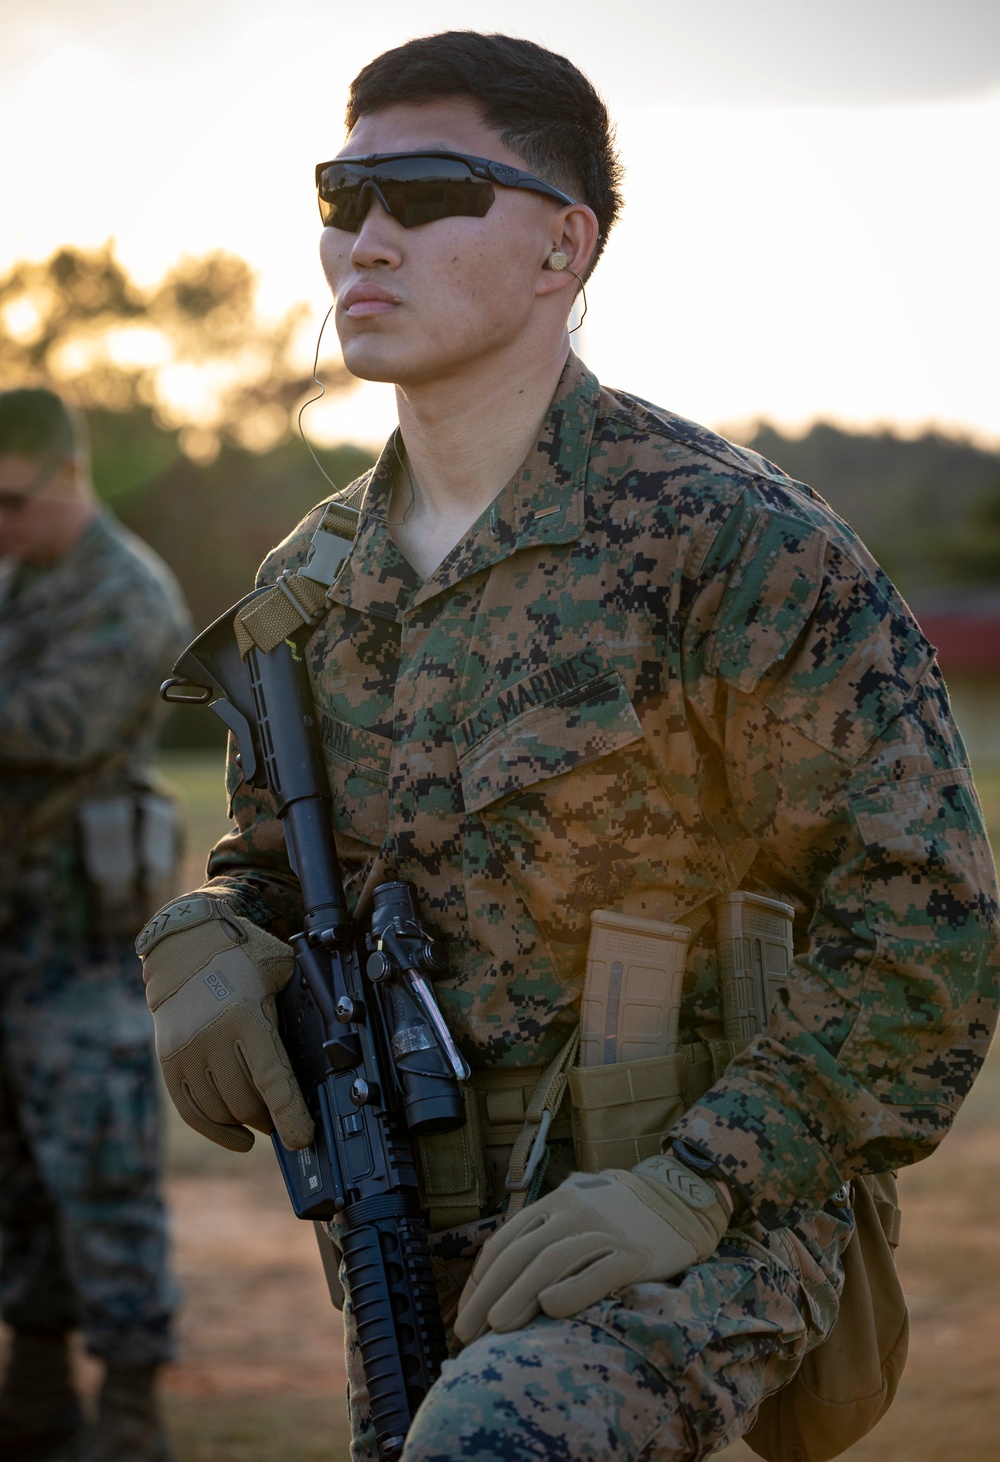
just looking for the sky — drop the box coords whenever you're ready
[1,0,999,448]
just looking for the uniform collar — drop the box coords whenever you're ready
[329,352,600,619]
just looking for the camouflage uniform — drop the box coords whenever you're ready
[0,510,189,1366]
[203,354,999,1457]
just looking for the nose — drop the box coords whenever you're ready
[350,186,403,270]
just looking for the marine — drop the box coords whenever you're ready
[0,388,190,1461]
[137,32,1000,1462]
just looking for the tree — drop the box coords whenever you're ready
[0,243,350,458]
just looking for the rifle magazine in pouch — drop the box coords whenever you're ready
[716,890,794,1041]
[571,908,694,1170]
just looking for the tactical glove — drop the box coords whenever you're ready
[453,1153,731,1344]
[136,894,313,1153]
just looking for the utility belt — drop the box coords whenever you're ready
[417,1034,746,1231]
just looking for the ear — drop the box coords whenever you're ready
[536,202,601,296]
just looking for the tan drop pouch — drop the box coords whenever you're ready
[743,1170,909,1462]
[572,902,910,1461]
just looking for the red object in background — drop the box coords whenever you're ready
[912,592,1000,674]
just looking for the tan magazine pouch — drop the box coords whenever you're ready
[415,1039,577,1231]
[567,1046,712,1170]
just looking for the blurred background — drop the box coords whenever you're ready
[3,0,1000,660]
[2,2,998,1457]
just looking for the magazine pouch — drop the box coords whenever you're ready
[78,789,183,939]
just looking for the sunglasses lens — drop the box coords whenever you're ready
[317,157,495,230]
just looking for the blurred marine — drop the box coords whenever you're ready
[0,388,190,1461]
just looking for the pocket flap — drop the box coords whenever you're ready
[457,666,643,814]
[320,713,391,781]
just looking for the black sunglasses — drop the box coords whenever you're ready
[315,151,576,232]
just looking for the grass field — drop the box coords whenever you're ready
[12,750,997,1461]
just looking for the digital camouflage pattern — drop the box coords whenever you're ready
[0,509,189,1362]
[408,1205,848,1461]
[0,936,176,1365]
[200,352,1000,1455]
[337,1195,852,1461]
[0,509,190,916]
[205,352,1000,1228]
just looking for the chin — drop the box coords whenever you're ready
[342,343,450,389]
[340,339,408,385]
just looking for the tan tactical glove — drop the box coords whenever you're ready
[136,894,314,1154]
[453,1153,732,1344]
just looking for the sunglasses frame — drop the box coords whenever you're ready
[314,150,576,231]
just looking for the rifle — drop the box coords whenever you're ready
[162,586,469,1461]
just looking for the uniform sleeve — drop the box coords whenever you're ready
[668,504,1000,1227]
[0,563,188,771]
[200,743,305,942]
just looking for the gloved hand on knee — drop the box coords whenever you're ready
[454,1153,732,1344]
[136,893,313,1154]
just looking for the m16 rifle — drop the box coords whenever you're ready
[162,582,469,1461]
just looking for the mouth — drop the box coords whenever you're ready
[340,283,401,318]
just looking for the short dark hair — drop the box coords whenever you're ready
[0,387,87,467]
[345,32,623,279]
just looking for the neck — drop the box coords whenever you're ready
[389,336,571,578]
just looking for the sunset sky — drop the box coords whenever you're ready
[2,0,998,449]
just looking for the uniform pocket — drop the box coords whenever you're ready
[320,713,392,856]
[456,657,720,988]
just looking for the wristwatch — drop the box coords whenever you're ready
[669,1137,754,1225]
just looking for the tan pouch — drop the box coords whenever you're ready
[415,1056,576,1230]
[78,787,183,938]
[568,1048,712,1170]
[743,1171,909,1462]
[416,1084,492,1232]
